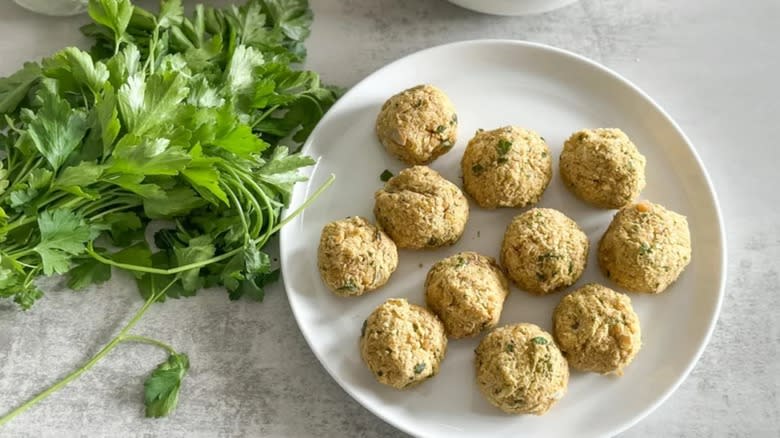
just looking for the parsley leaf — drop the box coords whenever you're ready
[231,269,279,301]
[112,243,154,274]
[108,137,191,176]
[87,0,134,45]
[99,212,145,246]
[90,84,121,158]
[143,187,206,218]
[0,256,43,310]
[8,168,53,208]
[55,162,106,188]
[34,210,101,275]
[263,0,313,41]
[22,85,89,171]
[0,0,338,424]
[43,47,110,96]
[67,257,112,290]
[143,352,190,418]
[173,235,216,291]
[243,241,271,275]
[215,123,270,158]
[224,45,265,98]
[257,146,315,201]
[182,146,229,205]
[11,284,44,311]
[0,62,41,115]
[0,163,9,197]
[101,173,165,199]
[158,0,185,29]
[117,71,189,136]
[497,139,512,156]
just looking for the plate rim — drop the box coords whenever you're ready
[446,0,581,16]
[280,39,727,437]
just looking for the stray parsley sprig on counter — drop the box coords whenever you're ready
[0,0,336,424]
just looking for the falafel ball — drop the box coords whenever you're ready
[560,128,646,209]
[598,201,692,293]
[475,323,569,415]
[500,208,589,295]
[360,298,448,389]
[375,84,458,165]
[461,126,553,208]
[317,216,399,297]
[425,252,510,339]
[374,166,469,249]
[553,283,642,375]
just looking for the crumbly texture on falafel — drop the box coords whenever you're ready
[376,84,458,165]
[374,166,469,249]
[461,126,552,208]
[500,208,589,295]
[317,216,399,296]
[359,298,448,389]
[475,323,569,415]
[560,128,646,209]
[598,201,691,293]
[553,283,642,375]
[425,252,509,339]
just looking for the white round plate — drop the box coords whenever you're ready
[447,0,580,15]
[280,40,725,438]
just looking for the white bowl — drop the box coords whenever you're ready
[14,0,87,16]
[448,0,580,15]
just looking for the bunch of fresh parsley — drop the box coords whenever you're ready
[0,0,336,424]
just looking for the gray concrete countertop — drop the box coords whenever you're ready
[0,0,778,436]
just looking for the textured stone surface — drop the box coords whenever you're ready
[1,0,778,436]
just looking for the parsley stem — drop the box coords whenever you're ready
[239,176,275,235]
[0,156,42,202]
[86,242,242,275]
[223,183,250,244]
[36,191,71,210]
[221,168,264,236]
[145,26,161,75]
[82,175,336,275]
[250,104,280,128]
[14,260,37,269]
[0,216,37,234]
[6,248,34,259]
[21,265,39,288]
[1,242,24,253]
[268,174,335,235]
[239,182,265,236]
[0,278,177,427]
[54,196,88,211]
[119,335,177,355]
[88,203,139,221]
[77,195,137,217]
[174,219,192,240]
[84,175,333,275]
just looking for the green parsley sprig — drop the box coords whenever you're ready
[0,0,336,424]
